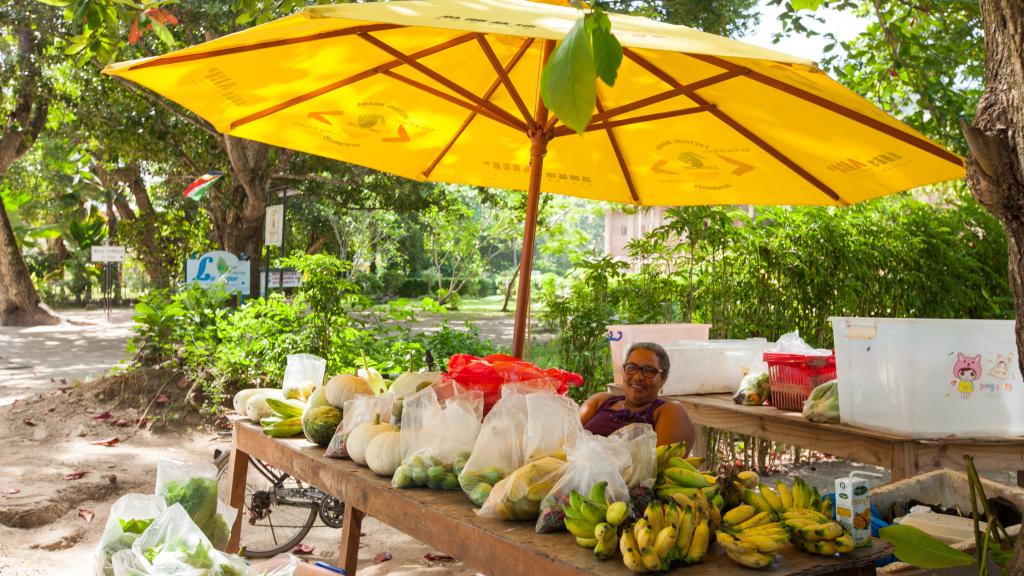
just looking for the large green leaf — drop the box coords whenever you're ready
[879,525,975,569]
[790,0,825,10]
[540,15,596,135]
[590,10,622,87]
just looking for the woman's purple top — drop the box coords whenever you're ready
[584,395,665,437]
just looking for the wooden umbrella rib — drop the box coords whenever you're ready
[590,68,748,126]
[552,105,714,138]
[381,70,522,132]
[230,32,477,130]
[476,35,535,127]
[685,53,963,167]
[423,38,534,179]
[359,32,528,133]
[596,98,639,203]
[127,23,403,70]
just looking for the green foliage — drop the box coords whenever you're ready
[597,0,760,36]
[128,289,183,364]
[284,253,360,362]
[879,525,975,569]
[542,192,1013,387]
[419,321,497,369]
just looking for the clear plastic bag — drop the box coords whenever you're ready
[131,504,250,576]
[767,330,832,356]
[476,455,566,520]
[523,392,583,461]
[325,393,393,459]
[393,390,483,490]
[95,494,166,576]
[155,459,235,550]
[282,353,327,401]
[535,431,632,533]
[733,372,770,406]
[458,387,533,506]
[111,548,152,576]
[610,423,657,488]
[802,380,840,423]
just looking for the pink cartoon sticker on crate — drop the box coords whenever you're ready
[950,353,982,399]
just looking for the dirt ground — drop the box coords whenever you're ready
[1,309,1018,576]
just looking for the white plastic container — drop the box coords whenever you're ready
[607,323,711,386]
[660,339,770,395]
[831,317,1024,438]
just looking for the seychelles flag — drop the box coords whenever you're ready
[182,171,223,201]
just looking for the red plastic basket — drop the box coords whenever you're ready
[763,352,837,412]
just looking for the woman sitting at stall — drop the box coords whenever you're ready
[580,342,695,450]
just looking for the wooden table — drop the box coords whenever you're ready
[227,422,890,575]
[671,394,1024,485]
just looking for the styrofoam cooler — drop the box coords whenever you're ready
[661,339,770,395]
[608,323,711,386]
[831,317,1024,438]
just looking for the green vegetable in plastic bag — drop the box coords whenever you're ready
[733,372,770,406]
[803,380,840,423]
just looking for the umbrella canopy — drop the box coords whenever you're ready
[104,0,964,356]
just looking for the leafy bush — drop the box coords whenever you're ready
[128,289,183,365]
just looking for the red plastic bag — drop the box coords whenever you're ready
[442,355,584,414]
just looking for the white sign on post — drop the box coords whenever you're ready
[265,268,302,289]
[265,205,284,247]
[91,245,126,263]
[186,250,251,294]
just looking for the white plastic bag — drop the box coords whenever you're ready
[95,494,166,576]
[325,393,393,459]
[282,353,327,401]
[535,431,632,532]
[767,330,831,356]
[523,392,583,461]
[476,455,566,520]
[458,387,532,505]
[155,459,235,550]
[393,390,483,490]
[111,548,152,576]
[132,504,249,576]
[610,423,657,488]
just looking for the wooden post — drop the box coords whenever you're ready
[341,505,365,575]
[512,39,555,358]
[226,431,250,554]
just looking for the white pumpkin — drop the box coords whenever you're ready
[346,416,397,465]
[365,429,403,476]
[245,389,284,422]
[357,367,387,395]
[325,374,372,409]
[389,372,441,400]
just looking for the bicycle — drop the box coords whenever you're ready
[214,446,345,558]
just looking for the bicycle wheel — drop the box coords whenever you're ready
[215,450,318,558]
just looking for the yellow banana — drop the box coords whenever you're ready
[809,486,823,512]
[723,504,757,526]
[670,492,695,511]
[635,519,655,550]
[685,456,705,468]
[736,532,789,554]
[740,521,790,536]
[644,502,665,536]
[834,534,856,554]
[736,511,774,531]
[565,517,598,539]
[684,519,710,564]
[654,524,678,559]
[576,536,598,548]
[776,480,794,510]
[663,502,681,530]
[743,489,775,516]
[791,479,807,509]
[759,484,785,515]
[675,509,696,555]
[667,456,699,472]
[822,498,834,520]
[702,474,718,485]
[737,470,760,489]
[606,501,629,527]
[812,540,838,555]
[620,530,648,573]
[708,502,722,533]
[664,468,711,488]
[799,522,845,542]
[717,532,775,569]
[783,509,831,523]
[593,523,617,560]
[641,547,662,572]
[581,500,607,524]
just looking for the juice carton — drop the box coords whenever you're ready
[834,471,882,546]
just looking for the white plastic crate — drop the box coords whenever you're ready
[607,323,710,387]
[661,339,770,396]
[831,317,1024,438]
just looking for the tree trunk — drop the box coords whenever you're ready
[215,136,270,298]
[0,20,56,326]
[502,257,521,312]
[965,0,1023,569]
[111,164,172,288]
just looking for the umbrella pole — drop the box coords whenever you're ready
[512,40,555,359]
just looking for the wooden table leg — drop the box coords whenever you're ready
[890,442,917,482]
[226,445,250,554]
[341,505,365,575]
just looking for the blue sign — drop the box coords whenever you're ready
[186,251,250,294]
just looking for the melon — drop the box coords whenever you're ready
[302,405,343,447]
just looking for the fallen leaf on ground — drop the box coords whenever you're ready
[64,470,88,480]
[155,394,170,405]
[46,406,56,413]
[374,552,392,563]
[424,553,454,562]
[2,488,20,495]
[292,543,315,555]
[79,508,94,523]
[23,418,36,427]
[113,419,131,427]
[105,474,118,485]
[91,437,121,447]
[92,411,113,421]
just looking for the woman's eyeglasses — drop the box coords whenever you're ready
[623,363,663,378]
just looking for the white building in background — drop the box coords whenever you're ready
[604,207,671,260]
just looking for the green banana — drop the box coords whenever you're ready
[589,481,609,506]
[606,501,629,527]
[664,468,711,488]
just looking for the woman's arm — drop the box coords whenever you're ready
[653,401,696,453]
[579,392,613,425]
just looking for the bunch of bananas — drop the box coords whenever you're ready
[655,455,717,503]
[783,508,855,555]
[563,482,630,560]
[717,504,789,568]
[619,491,715,573]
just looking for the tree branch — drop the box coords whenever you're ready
[112,76,220,139]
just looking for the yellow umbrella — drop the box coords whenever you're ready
[104,0,964,357]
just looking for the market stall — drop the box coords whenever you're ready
[226,421,891,576]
